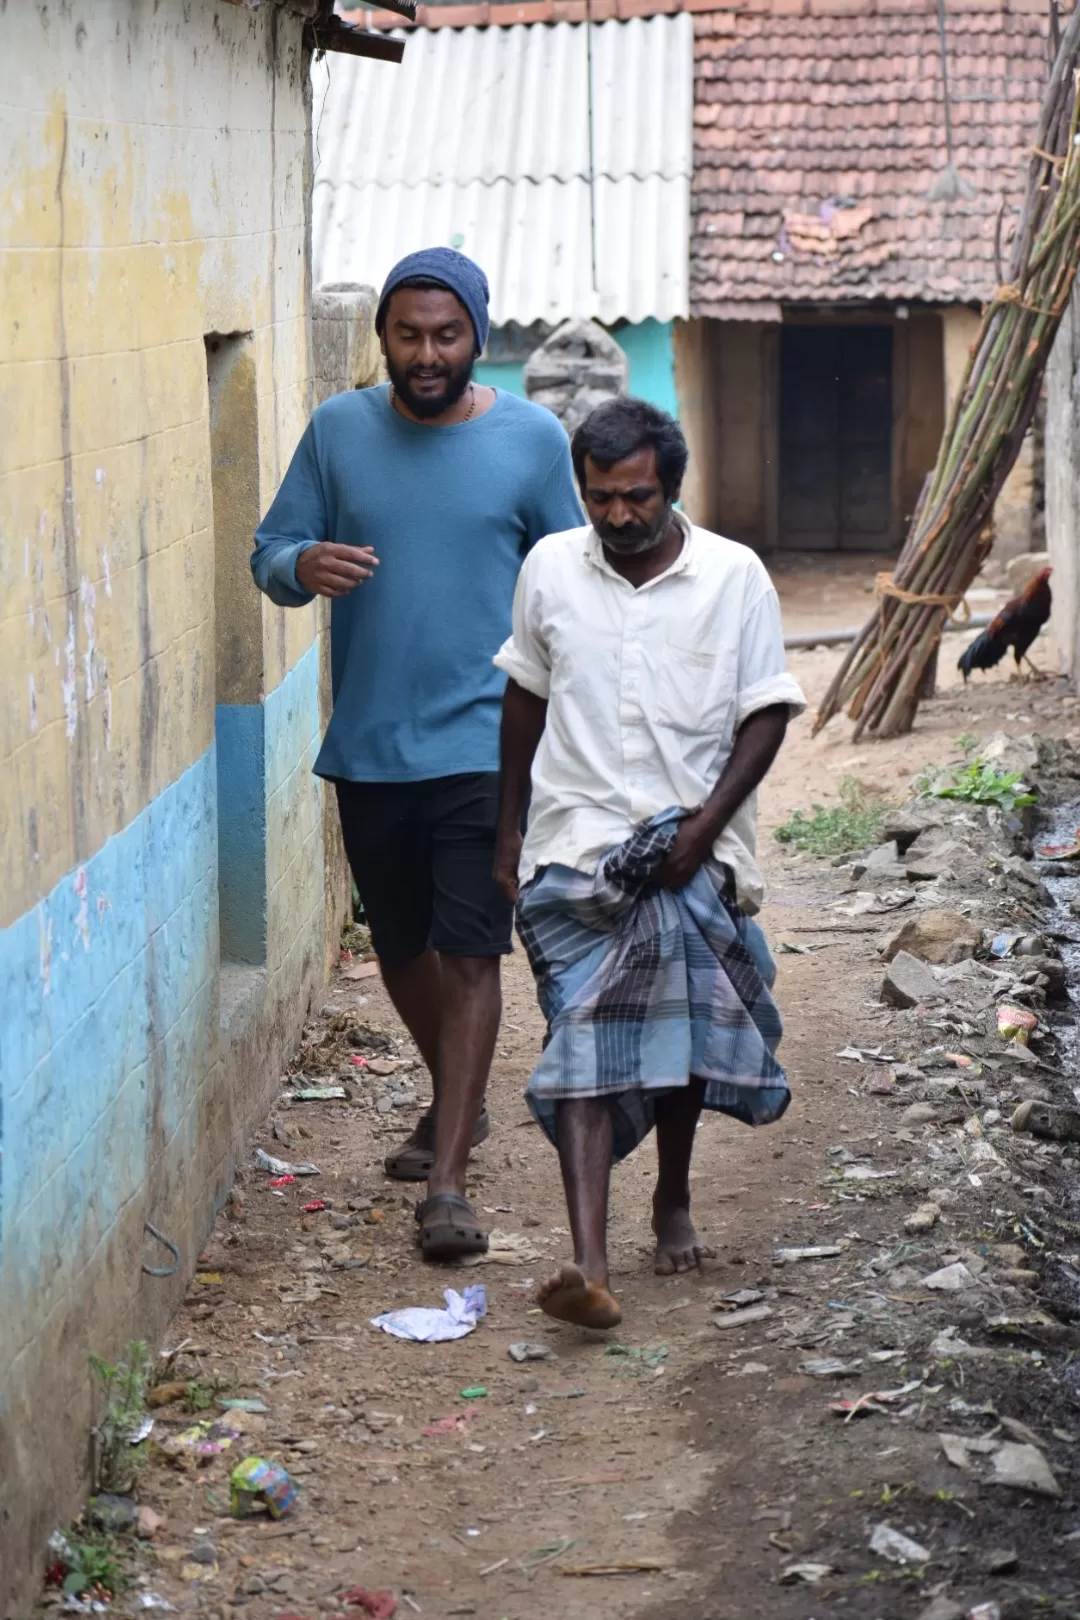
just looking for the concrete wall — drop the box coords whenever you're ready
[1046,281,1080,678]
[0,5,352,1607]
[673,318,773,543]
[896,313,945,534]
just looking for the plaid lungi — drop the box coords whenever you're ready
[516,807,790,1163]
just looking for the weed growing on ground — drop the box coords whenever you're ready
[917,760,1036,813]
[184,1370,235,1412]
[774,776,887,856]
[89,1339,153,1492]
[56,1535,125,1600]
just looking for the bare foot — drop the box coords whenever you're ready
[653,1201,716,1275]
[536,1262,622,1329]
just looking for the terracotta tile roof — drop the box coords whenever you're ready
[691,0,1054,315]
[353,0,713,31]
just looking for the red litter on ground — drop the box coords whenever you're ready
[423,1413,469,1437]
[302,1200,329,1213]
[340,1589,397,1619]
[270,1175,296,1188]
[350,1055,368,1068]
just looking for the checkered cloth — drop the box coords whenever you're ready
[516,807,790,1163]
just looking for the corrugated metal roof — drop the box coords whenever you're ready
[311,14,692,325]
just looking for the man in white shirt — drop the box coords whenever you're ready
[493,398,805,1330]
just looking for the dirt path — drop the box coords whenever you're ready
[115,579,1080,1620]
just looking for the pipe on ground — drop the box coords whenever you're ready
[784,612,992,651]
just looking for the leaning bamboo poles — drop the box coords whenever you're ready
[813,11,1080,741]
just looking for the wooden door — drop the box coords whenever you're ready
[778,325,893,550]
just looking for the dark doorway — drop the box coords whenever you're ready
[778,325,893,550]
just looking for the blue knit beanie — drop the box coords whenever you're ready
[376,247,491,355]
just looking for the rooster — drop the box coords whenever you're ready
[957,566,1052,682]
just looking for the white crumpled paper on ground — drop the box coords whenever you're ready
[371,1285,487,1343]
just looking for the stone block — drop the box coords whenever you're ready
[881,950,941,1008]
[880,908,981,965]
[312,283,384,405]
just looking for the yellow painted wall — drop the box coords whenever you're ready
[0,6,347,1606]
[0,1,318,930]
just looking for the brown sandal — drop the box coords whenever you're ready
[415,1193,489,1261]
[384,1106,491,1181]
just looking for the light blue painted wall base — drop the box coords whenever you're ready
[478,320,679,419]
[216,703,267,965]
[615,320,679,419]
[0,750,217,1322]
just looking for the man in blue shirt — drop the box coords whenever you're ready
[251,248,581,1260]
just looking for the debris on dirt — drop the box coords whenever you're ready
[339,1588,397,1617]
[990,1440,1061,1496]
[839,1162,897,1182]
[290,1086,348,1101]
[714,1288,766,1308]
[711,1303,773,1330]
[341,960,381,981]
[836,888,915,918]
[905,1202,942,1233]
[147,1382,188,1409]
[798,1357,862,1378]
[880,908,981,965]
[253,1148,319,1177]
[778,1561,834,1585]
[830,1380,923,1421]
[923,1261,979,1291]
[509,1342,555,1362]
[371,1285,487,1342]
[773,1244,845,1264]
[996,1004,1038,1043]
[135,1505,164,1540]
[882,950,941,1008]
[868,1523,930,1564]
[1011,1098,1080,1141]
[230,1456,298,1519]
[423,1413,469,1436]
[559,1558,672,1576]
[87,1493,136,1533]
[160,1415,244,1458]
[1035,831,1080,859]
[461,1229,542,1266]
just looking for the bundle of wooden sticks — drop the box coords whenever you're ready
[814,7,1080,740]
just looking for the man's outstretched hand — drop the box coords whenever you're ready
[296,542,378,598]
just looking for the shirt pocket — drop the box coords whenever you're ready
[655,642,736,739]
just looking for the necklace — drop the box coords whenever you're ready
[390,382,477,423]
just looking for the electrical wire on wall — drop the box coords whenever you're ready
[585,0,599,295]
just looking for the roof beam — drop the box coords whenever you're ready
[306,14,406,58]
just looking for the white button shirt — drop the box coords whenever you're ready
[493,514,807,914]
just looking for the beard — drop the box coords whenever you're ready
[597,502,674,556]
[386,350,474,420]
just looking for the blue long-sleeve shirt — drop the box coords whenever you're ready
[251,384,582,782]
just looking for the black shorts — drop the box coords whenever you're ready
[335,774,513,965]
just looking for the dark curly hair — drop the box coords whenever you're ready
[571,397,689,501]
